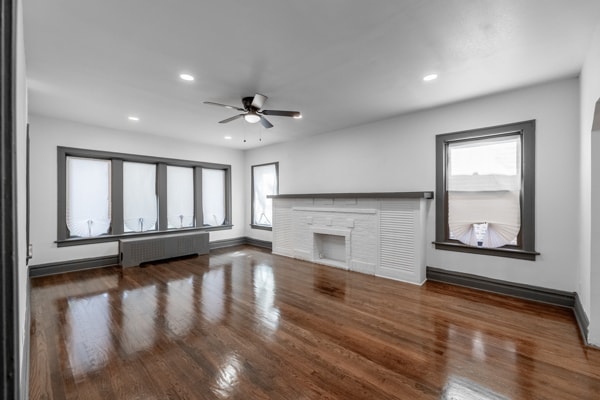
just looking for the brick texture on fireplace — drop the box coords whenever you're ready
[272,195,430,285]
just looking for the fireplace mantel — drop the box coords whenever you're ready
[269,191,433,199]
[270,192,433,285]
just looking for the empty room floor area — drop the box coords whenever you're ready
[29,246,600,399]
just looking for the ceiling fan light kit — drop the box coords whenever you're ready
[243,113,261,123]
[204,93,301,130]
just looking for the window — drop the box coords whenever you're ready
[447,135,521,247]
[251,162,279,230]
[435,120,538,260]
[66,157,111,237]
[202,168,226,226]
[166,166,194,229]
[123,162,157,232]
[57,147,232,245]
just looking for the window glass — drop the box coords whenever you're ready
[202,168,226,226]
[123,162,157,232]
[252,163,278,227]
[167,166,194,229]
[447,135,521,247]
[66,157,111,237]
[448,136,520,178]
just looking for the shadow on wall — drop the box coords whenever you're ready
[593,99,600,131]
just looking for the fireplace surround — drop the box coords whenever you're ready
[269,192,433,285]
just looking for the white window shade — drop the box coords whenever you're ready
[123,162,157,232]
[167,166,194,228]
[447,134,522,248]
[253,164,278,226]
[448,191,521,247]
[66,157,111,237]
[202,169,225,226]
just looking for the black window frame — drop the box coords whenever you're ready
[250,161,279,231]
[434,120,539,261]
[57,146,233,247]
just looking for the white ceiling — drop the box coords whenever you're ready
[23,0,600,149]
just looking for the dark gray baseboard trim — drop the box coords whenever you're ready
[29,237,274,277]
[210,236,273,250]
[573,293,590,346]
[426,266,575,308]
[209,237,247,250]
[29,255,120,278]
[245,237,273,250]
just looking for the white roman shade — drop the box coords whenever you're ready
[66,157,111,237]
[447,135,521,248]
[123,162,157,232]
[253,163,278,226]
[448,191,521,247]
[202,168,226,226]
[167,166,194,228]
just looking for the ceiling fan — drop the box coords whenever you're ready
[204,93,301,129]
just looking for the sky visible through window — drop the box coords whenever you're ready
[449,136,519,177]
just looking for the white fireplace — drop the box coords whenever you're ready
[270,192,433,285]
[312,228,351,269]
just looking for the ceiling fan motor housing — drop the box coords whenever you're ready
[242,96,258,111]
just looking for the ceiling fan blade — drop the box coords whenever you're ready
[261,110,301,118]
[259,116,273,129]
[251,93,268,110]
[219,114,244,124]
[204,101,245,112]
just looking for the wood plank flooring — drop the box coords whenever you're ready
[29,245,600,399]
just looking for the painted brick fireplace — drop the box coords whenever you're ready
[270,192,433,285]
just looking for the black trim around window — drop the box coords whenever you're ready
[57,147,233,246]
[434,120,539,260]
[250,161,279,231]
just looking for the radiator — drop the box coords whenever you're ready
[119,231,209,268]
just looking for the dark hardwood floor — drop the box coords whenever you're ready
[29,245,600,399]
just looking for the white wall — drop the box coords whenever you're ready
[580,22,600,346]
[246,78,581,293]
[16,0,29,396]
[28,115,246,265]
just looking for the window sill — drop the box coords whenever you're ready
[250,224,272,231]
[433,241,539,261]
[56,225,233,247]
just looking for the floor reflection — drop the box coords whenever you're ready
[313,268,346,300]
[166,276,194,337]
[471,331,486,361]
[441,375,509,400]
[202,268,225,323]
[435,317,532,400]
[66,293,112,376]
[213,353,243,398]
[121,285,157,355]
[253,264,280,334]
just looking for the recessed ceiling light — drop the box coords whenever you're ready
[128,116,139,121]
[179,73,194,81]
[224,136,232,140]
[423,73,438,82]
